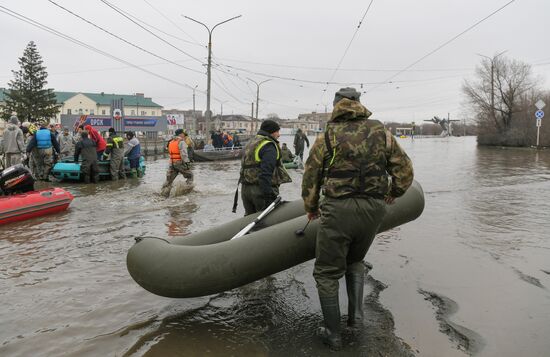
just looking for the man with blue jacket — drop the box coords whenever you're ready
[26,121,60,181]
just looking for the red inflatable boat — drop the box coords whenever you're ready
[0,188,74,225]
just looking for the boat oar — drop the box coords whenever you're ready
[231,196,282,240]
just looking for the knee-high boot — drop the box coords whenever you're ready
[346,262,371,327]
[318,295,342,351]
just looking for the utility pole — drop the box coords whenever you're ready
[192,85,198,135]
[247,78,272,119]
[251,102,254,118]
[183,14,241,134]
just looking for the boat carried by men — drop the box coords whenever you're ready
[127,181,425,298]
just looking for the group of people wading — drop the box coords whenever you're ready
[236,87,414,350]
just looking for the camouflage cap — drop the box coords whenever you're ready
[333,87,361,105]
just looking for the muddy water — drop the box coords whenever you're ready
[1,136,549,357]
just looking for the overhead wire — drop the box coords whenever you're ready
[0,5,202,92]
[321,0,375,101]
[99,0,204,64]
[368,0,517,93]
[141,0,202,46]
[48,0,205,74]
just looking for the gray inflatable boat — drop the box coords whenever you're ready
[127,181,425,298]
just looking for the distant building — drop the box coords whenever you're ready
[56,92,162,121]
[279,112,331,135]
[215,114,261,135]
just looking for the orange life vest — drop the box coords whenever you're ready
[168,139,182,162]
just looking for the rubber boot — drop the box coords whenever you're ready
[318,295,342,351]
[346,262,370,327]
[345,273,364,328]
[137,168,143,178]
[129,169,137,178]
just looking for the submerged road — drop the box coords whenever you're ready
[1,136,549,356]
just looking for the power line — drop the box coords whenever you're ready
[324,0,375,88]
[96,1,202,47]
[0,5,202,92]
[216,57,473,73]
[142,0,201,46]
[48,0,205,74]
[368,0,517,93]
[99,0,204,64]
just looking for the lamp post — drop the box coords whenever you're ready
[183,14,241,134]
[192,84,198,134]
[476,51,507,129]
[247,78,272,120]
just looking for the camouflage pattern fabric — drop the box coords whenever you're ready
[240,134,292,186]
[301,98,414,213]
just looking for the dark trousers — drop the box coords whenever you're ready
[82,160,99,183]
[314,196,386,297]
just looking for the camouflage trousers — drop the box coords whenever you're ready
[4,153,22,168]
[241,184,279,216]
[314,196,386,297]
[34,148,53,180]
[161,161,193,197]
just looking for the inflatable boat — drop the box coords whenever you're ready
[0,187,74,225]
[127,181,425,298]
[51,156,146,181]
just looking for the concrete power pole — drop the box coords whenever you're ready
[247,78,272,120]
[183,15,241,134]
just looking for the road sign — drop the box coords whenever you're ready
[535,99,546,110]
[535,110,544,119]
[536,118,542,127]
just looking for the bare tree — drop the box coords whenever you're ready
[462,55,539,134]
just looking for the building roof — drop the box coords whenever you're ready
[1,88,162,108]
[216,114,257,122]
[55,91,162,107]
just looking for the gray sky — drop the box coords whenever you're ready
[1,0,549,122]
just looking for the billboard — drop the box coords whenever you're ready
[60,114,167,132]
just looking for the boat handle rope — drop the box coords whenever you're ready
[135,236,172,244]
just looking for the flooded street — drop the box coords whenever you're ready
[1,136,549,357]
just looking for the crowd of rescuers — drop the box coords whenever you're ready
[0,117,143,183]
[208,130,241,150]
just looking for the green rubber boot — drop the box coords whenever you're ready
[318,295,342,351]
[129,169,138,178]
[346,261,371,328]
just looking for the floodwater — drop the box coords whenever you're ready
[1,136,549,357]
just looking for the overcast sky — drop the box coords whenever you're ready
[1,0,549,122]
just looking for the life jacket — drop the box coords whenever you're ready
[110,135,124,149]
[322,118,392,199]
[240,134,291,186]
[168,139,182,162]
[35,129,52,149]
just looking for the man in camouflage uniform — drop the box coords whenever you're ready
[239,120,292,215]
[301,88,414,350]
[161,129,193,198]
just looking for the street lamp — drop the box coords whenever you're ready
[183,14,242,134]
[192,84,198,134]
[476,50,507,128]
[247,78,272,120]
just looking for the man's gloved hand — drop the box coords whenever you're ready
[261,192,277,210]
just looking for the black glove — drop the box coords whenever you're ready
[261,193,277,210]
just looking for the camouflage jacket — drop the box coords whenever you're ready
[240,132,292,194]
[301,99,414,213]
